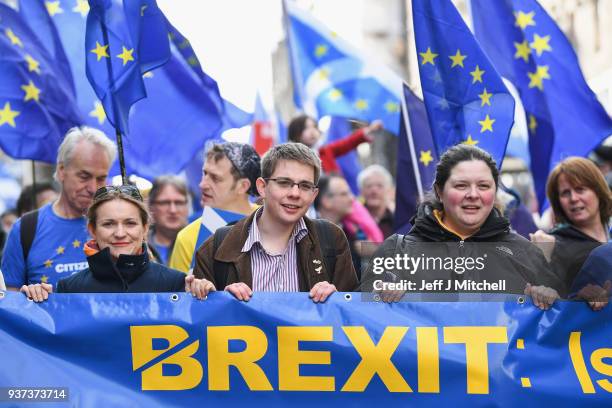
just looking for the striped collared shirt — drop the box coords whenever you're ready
[242,208,308,291]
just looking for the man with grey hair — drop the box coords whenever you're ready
[2,126,116,289]
[358,164,395,239]
[194,143,358,303]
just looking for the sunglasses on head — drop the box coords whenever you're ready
[94,185,143,202]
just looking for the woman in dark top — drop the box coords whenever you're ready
[21,185,215,302]
[364,145,562,309]
[531,157,611,296]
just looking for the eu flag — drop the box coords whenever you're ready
[284,0,402,134]
[0,3,82,162]
[412,0,515,167]
[327,116,362,195]
[471,0,612,209]
[85,0,170,134]
[17,0,225,180]
[394,83,437,233]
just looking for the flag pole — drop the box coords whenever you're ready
[400,82,424,201]
[100,14,127,185]
[30,160,37,210]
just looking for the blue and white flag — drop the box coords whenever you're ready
[284,0,402,134]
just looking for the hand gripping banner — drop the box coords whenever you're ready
[0,292,610,406]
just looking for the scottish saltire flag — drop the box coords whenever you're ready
[190,206,247,269]
[0,3,82,162]
[251,92,274,156]
[327,116,362,195]
[394,84,437,233]
[17,0,225,180]
[412,0,515,167]
[284,0,402,134]
[471,0,612,209]
[85,0,170,134]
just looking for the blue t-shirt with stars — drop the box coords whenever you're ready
[1,203,90,288]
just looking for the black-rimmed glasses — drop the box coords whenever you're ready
[265,177,318,193]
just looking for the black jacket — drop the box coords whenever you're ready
[363,203,562,295]
[549,224,603,294]
[56,245,185,293]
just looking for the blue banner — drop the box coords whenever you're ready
[0,292,610,406]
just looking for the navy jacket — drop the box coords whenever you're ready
[56,245,185,293]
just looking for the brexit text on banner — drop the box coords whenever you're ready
[1,292,611,406]
[284,0,402,134]
[412,0,515,167]
[17,0,225,180]
[85,0,170,134]
[395,84,437,233]
[470,0,612,209]
[0,3,82,162]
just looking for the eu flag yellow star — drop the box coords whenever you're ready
[478,88,492,106]
[41,275,49,283]
[116,46,135,66]
[89,101,106,125]
[327,88,342,102]
[420,150,433,167]
[72,239,81,248]
[449,49,467,68]
[0,102,20,128]
[25,54,41,74]
[45,1,64,17]
[419,47,438,65]
[90,41,109,61]
[513,40,532,62]
[187,56,199,67]
[470,65,485,83]
[478,115,495,133]
[514,10,536,30]
[527,65,550,91]
[530,34,552,56]
[317,67,331,80]
[44,259,53,268]
[72,0,90,18]
[5,28,23,48]
[178,39,190,49]
[21,81,41,102]
[56,246,65,255]
[528,114,537,133]
[354,99,368,111]
[463,135,479,146]
[384,101,399,113]
[314,44,328,58]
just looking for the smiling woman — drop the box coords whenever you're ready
[20,186,215,302]
[363,145,563,309]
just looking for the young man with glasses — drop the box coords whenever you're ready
[147,176,190,265]
[194,143,358,303]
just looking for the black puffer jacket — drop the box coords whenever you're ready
[363,203,562,295]
[57,245,185,293]
[549,224,603,295]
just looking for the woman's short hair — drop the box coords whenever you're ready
[287,114,314,143]
[87,188,150,229]
[261,143,322,184]
[149,176,189,205]
[546,157,612,226]
[427,145,499,209]
[54,126,117,181]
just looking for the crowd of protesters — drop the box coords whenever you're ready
[0,118,610,310]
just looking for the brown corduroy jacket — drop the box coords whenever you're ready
[193,210,358,292]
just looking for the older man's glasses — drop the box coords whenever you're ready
[265,177,318,193]
[94,185,143,202]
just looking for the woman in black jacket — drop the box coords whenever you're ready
[530,157,612,296]
[21,185,215,301]
[364,145,562,309]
